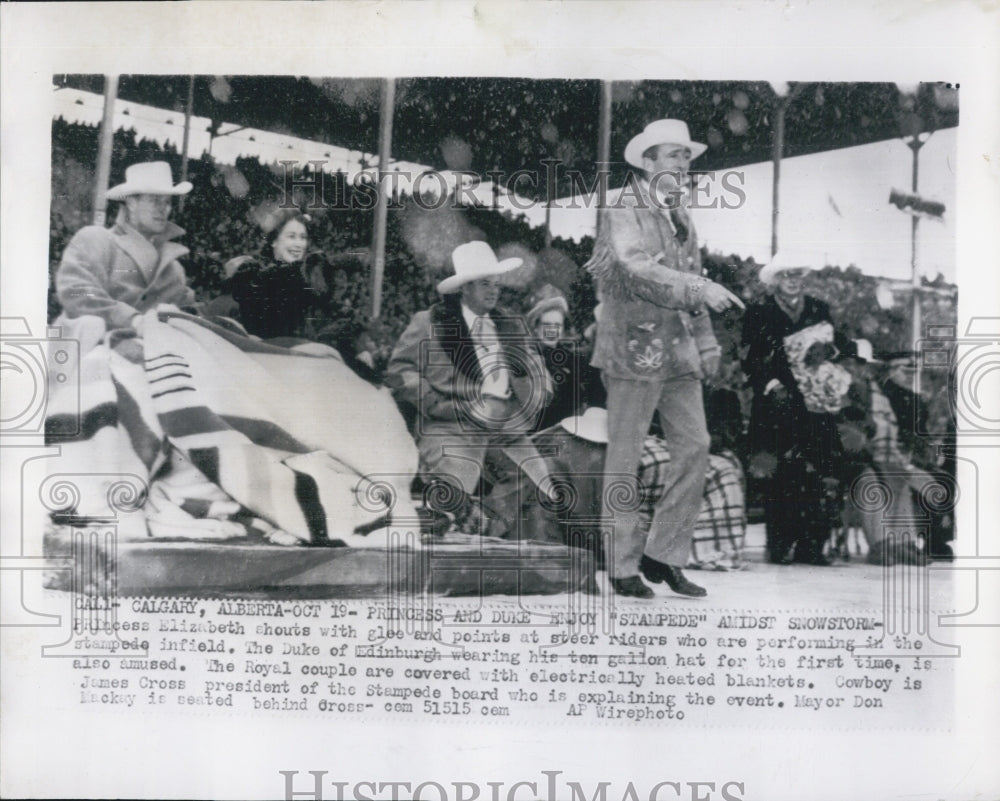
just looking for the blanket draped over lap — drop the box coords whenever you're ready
[44,309,419,544]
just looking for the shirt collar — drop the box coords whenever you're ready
[638,177,690,214]
[461,303,492,333]
[113,206,186,248]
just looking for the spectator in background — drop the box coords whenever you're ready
[879,351,955,559]
[55,161,195,332]
[688,387,747,570]
[838,340,938,565]
[524,283,606,431]
[741,251,849,566]
[228,209,320,341]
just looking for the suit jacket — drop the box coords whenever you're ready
[56,208,195,329]
[385,296,552,429]
[586,177,719,382]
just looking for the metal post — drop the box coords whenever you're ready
[370,78,395,322]
[908,136,924,346]
[179,75,195,212]
[92,74,119,226]
[596,81,613,237]
[771,98,786,258]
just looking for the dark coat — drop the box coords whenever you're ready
[230,256,317,339]
[533,341,607,432]
[385,295,552,429]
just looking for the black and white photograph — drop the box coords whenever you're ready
[2,3,998,801]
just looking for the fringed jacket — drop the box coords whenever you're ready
[385,295,552,429]
[585,177,719,382]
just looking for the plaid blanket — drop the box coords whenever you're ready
[635,443,746,570]
[45,309,418,544]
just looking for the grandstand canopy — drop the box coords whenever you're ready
[55,76,958,201]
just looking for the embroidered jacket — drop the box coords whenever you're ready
[586,177,719,382]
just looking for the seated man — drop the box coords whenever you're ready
[55,161,196,333]
[386,241,555,530]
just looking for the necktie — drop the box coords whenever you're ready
[670,208,689,246]
[471,316,511,399]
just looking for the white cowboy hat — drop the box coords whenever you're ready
[437,241,523,294]
[624,119,708,169]
[106,161,193,201]
[559,406,609,444]
[759,251,817,285]
[845,339,881,364]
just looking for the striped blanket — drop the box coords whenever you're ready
[635,444,747,570]
[45,309,419,545]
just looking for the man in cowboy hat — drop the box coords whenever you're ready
[55,161,195,332]
[586,119,744,599]
[386,241,555,530]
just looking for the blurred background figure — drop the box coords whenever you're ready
[837,340,938,565]
[879,350,955,560]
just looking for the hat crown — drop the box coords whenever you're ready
[451,241,498,275]
[123,162,178,193]
[106,160,191,200]
[759,250,818,285]
[527,283,566,307]
[624,118,707,168]
[437,241,522,293]
[641,119,695,150]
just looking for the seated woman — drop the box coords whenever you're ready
[524,283,606,432]
[228,209,319,341]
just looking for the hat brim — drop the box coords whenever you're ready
[436,258,523,294]
[759,262,816,285]
[559,413,608,444]
[105,181,193,201]
[624,134,708,169]
[527,296,569,324]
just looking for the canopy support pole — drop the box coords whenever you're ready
[370,78,395,322]
[596,81,613,238]
[92,74,119,226]
[179,75,195,212]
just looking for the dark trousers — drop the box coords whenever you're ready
[764,456,831,563]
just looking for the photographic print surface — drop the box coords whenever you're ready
[2,4,998,801]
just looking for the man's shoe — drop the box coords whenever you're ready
[897,541,929,566]
[610,576,654,599]
[639,555,707,598]
[866,540,896,566]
